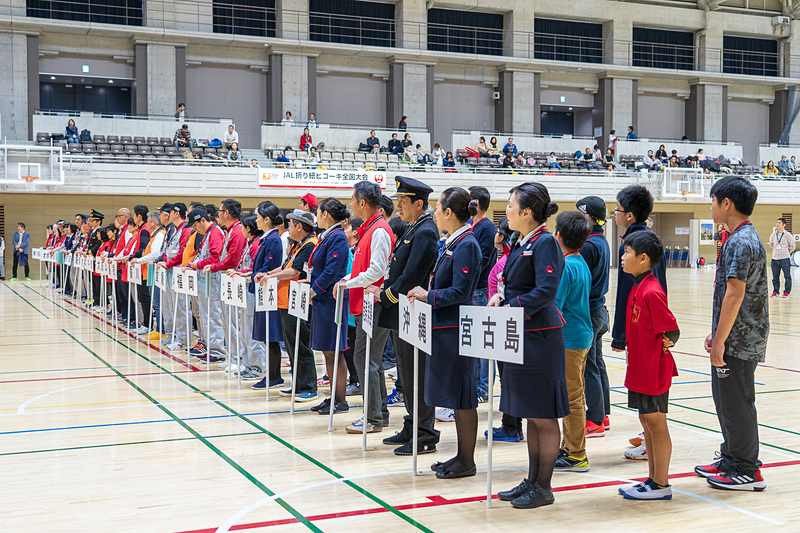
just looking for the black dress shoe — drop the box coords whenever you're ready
[511,484,554,509]
[310,398,331,412]
[382,432,410,446]
[393,441,436,456]
[318,401,349,415]
[430,461,449,472]
[435,464,476,479]
[498,479,535,501]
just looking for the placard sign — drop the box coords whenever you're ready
[229,275,247,309]
[94,257,103,275]
[55,252,64,265]
[154,265,167,290]
[361,292,375,338]
[65,253,73,266]
[173,268,198,296]
[107,260,118,281]
[256,277,279,311]
[288,280,310,320]
[398,294,432,354]
[220,274,234,304]
[458,306,525,364]
[32,248,43,260]
[127,262,143,285]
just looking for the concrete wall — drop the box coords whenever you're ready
[316,74,386,129]
[728,100,770,165]
[638,95,685,141]
[434,80,495,149]
[32,115,233,142]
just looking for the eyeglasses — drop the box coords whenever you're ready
[614,208,627,214]
[115,214,126,218]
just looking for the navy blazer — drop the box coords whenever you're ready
[310,226,349,301]
[13,231,31,255]
[427,230,482,328]
[503,229,565,331]
[249,228,283,293]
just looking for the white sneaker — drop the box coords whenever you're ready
[386,366,397,380]
[435,407,455,422]
[624,442,648,460]
[218,361,230,369]
[621,483,672,500]
[136,325,149,335]
[166,342,184,350]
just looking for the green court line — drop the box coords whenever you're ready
[63,330,322,533]
[22,284,79,317]
[0,431,263,457]
[670,388,800,402]
[669,402,800,438]
[93,327,435,533]
[4,284,49,319]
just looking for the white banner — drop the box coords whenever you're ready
[288,280,310,320]
[154,265,167,290]
[83,256,92,270]
[361,292,375,338]
[398,294,432,354]
[458,306,525,364]
[258,168,387,190]
[127,262,143,285]
[220,274,234,304]
[256,277,279,311]
[94,257,102,275]
[65,253,72,266]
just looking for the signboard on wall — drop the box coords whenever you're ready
[675,227,690,235]
[258,169,387,190]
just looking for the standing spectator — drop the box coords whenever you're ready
[768,217,795,297]
[388,133,401,155]
[300,128,313,151]
[432,143,446,164]
[503,137,518,158]
[66,119,79,144]
[224,125,239,149]
[175,103,187,121]
[548,152,562,169]
[608,130,618,154]
[714,223,729,263]
[281,111,294,127]
[627,126,638,141]
[11,222,31,281]
[227,142,243,166]
[307,113,318,128]
[398,115,408,131]
[366,130,381,153]
[0,232,5,280]
[173,124,194,152]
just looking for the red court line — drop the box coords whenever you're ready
[672,350,800,375]
[64,300,201,371]
[176,460,800,533]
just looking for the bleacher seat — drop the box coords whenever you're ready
[354,153,366,162]
[133,136,146,145]
[129,154,144,163]
[160,137,171,146]
[218,149,228,158]
[96,144,110,154]
[106,135,119,144]
[66,145,82,153]
[113,154,129,162]
[166,147,178,156]
[38,141,50,147]
[343,152,355,162]
[110,145,124,154]
[204,148,216,155]
[92,135,105,143]
[83,145,97,154]
[332,152,343,161]
[156,156,170,165]
[121,136,133,145]
[36,132,48,142]
[138,145,152,155]
[146,137,159,146]
[125,146,138,155]
[151,146,165,156]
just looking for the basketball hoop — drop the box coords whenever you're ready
[21,175,40,183]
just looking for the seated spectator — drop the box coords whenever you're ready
[514,154,526,168]
[300,128,313,151]
[547,152,561,169]
[696,148,707,160]
[592,144,602,161]
[227,142,243,166]
[764,160,779,177]
[789,156,798,175]
[388,133,402,155]
[432,143,445,164]
[306,113,318,128]
[476,136,489,157]
[398,115,408,131]
[400,133,413,151]
[778,155,791,175]
[502,137,518,158]
[668,155,680,168]
[681,135,690,143]
[65,119,79,144]
[281,111,294,127]
[443,151,455,168]
[307,147,321,169]
[414,144,431,165]
[250,159,260,168]
[655,144,668,161]
[275,151,290,168]
[224,125,239,149]
[175,103,187,121]
[627,126,637,141]
[501,151,515,168]
[604,148,616,170]
[642,149,662,171]
[366,130,381,153]
[488,136,500,158]
[579,148,600,170]
[173,124,194,151]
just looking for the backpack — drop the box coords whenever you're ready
[358,142,371,152]
[208,138,221,148]
[80,129,92,142]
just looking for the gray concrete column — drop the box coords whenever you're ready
[386,60,432,131]
[495,69,540,134]
[146,44,178,117]
[603,19,632,66]
[594,76,638,150]
[769,87,800,145]
[278,0,309,40]
[503,2,535,58]
[697,11,724,73]
[781,22,800,78]
[686,82,726,142]
[267,51,313,122]
[0,0,25,17]
[134,44,147,116]
[396,0,426,50]
[0,31,30,140]
[146,0,213,32]
[27,35,39,138]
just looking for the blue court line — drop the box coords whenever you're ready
[605,353,766,386]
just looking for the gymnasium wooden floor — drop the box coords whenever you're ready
[1,268,799,532]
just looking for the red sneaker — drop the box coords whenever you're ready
[707,468,766,491]
[694,453,729,478]
[771,291,779,297]
[783,292,790,298]
[603,416,610,430]
[585,419,605,438]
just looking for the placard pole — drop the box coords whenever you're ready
[170,278,178,349]
[412,345,419,476]
[206,283,211,374]
[226,309,233,380]
[290,316,301,415]
[236,309,242,391]
[264,290,270,404]
[486,361,496,508]
[328,286,344,432]
[185,293,191,360]
[147,281,154,347]
[362,333,371,451]
[126,276,133,343]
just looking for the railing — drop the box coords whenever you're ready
[309,11,395,47]
[427,22,503,56]
[452,130,596,141]
[531,32,604,64]
[722,48,779,77]
[26,0,143,26]
[632,41,695,71]
[212,1,276,37]
[264,121,428,133]
[35,110,230,124]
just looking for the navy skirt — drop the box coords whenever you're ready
[310,296,348,352]
[253,309,283,343]
[499,328,569,420]
[424,327,477,410]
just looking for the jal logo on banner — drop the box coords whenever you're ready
[288,280,310,320]
[256,277,279,312]
[398,293,432,354]
[458,306,525,364]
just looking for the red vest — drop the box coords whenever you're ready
[349,212,394,316]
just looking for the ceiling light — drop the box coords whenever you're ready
[50,76,55,80]
[108,80,113,83]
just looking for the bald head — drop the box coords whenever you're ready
[115,207,132,229]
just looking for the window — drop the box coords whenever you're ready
[427,8,503,56]
[27,0,143,26]
[213,0,276,37]
[633,28,694,70]
[781,213,793,233]
[723,35,778,77]
[310,0,395,48]
[534,19,603,64]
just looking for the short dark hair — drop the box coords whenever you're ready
[69,223,78,234]
[496,217,512,245]
[349,217,363,232]
[221,198,242,219]
[279,208,291,229]
[133,204,149,220]
[709,176,758,216]
[178,102,185,107]
[241,214,262,237]
[205,204,218,220]
[76,214,86,224]
[18,222,26,229]
[380,195,394,217]
[388,216,408,239]
[616,184,654,223]
[181,123,188,129]
[778,217,787,225]
[190,201,204,210]
[468,186,491,211]
[555,211,592,251]
[353,181,382,208]
[623,230,664,268]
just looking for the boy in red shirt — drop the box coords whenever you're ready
[618,231,680,501]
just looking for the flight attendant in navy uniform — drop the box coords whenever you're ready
[308,198,351,415]
[251,201,286,391]
[489,182,569,509]
[408,187,482,479]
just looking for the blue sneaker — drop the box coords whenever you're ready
[295,391,318,402]
[484,425,524,442]
[387,388,404,407]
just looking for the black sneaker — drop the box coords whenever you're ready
[554,449,589,472]
[310,398,331,412]
[318,401,349,415]
[499,479,535,501]
[382,432,410,446]
[511,483,554,509]
[189,343,207,356]
[706,468,766,491]
[393,441,436,456]
[694,452,730,478]
[252,378,267,390]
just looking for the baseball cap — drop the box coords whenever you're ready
[576,196,607,224]
[187,208,207,225]
[298,193,318,210]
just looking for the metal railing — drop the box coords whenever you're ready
[35,110,231,124]
[309,11,395,47]
[212,1,276,37]
[427,22,503,56]
[532,32,604,64]
[722,48,779,77]
[452,130,596,141]
[26,0,143,26]
[263,121,428,133]
[632,41,695,71]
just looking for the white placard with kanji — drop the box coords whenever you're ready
[32,248,42,260]
[94,257,103,275]
[173,268,187,294]
[84,256,92,270]
[256,277,278,311]
[398,293,432,354]
[288,280,310,320]
[458,306,525,364]
[220,274,234,304]
[127,262,143,285]
[229,275,247,309]
[107,260,118,281]
[65,253,72,266]
[154,265,166,290]
[185,269,198,296]
[100,258,109,276]
[362,292,375,338]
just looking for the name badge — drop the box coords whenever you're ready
[445,250,453,256]
[497,280,506,300]
[303,262,313,276]
[522,250,533,256]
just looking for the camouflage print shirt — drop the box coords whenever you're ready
[712,222,769,362]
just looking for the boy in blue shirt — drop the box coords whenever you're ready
[552,211,594,472]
